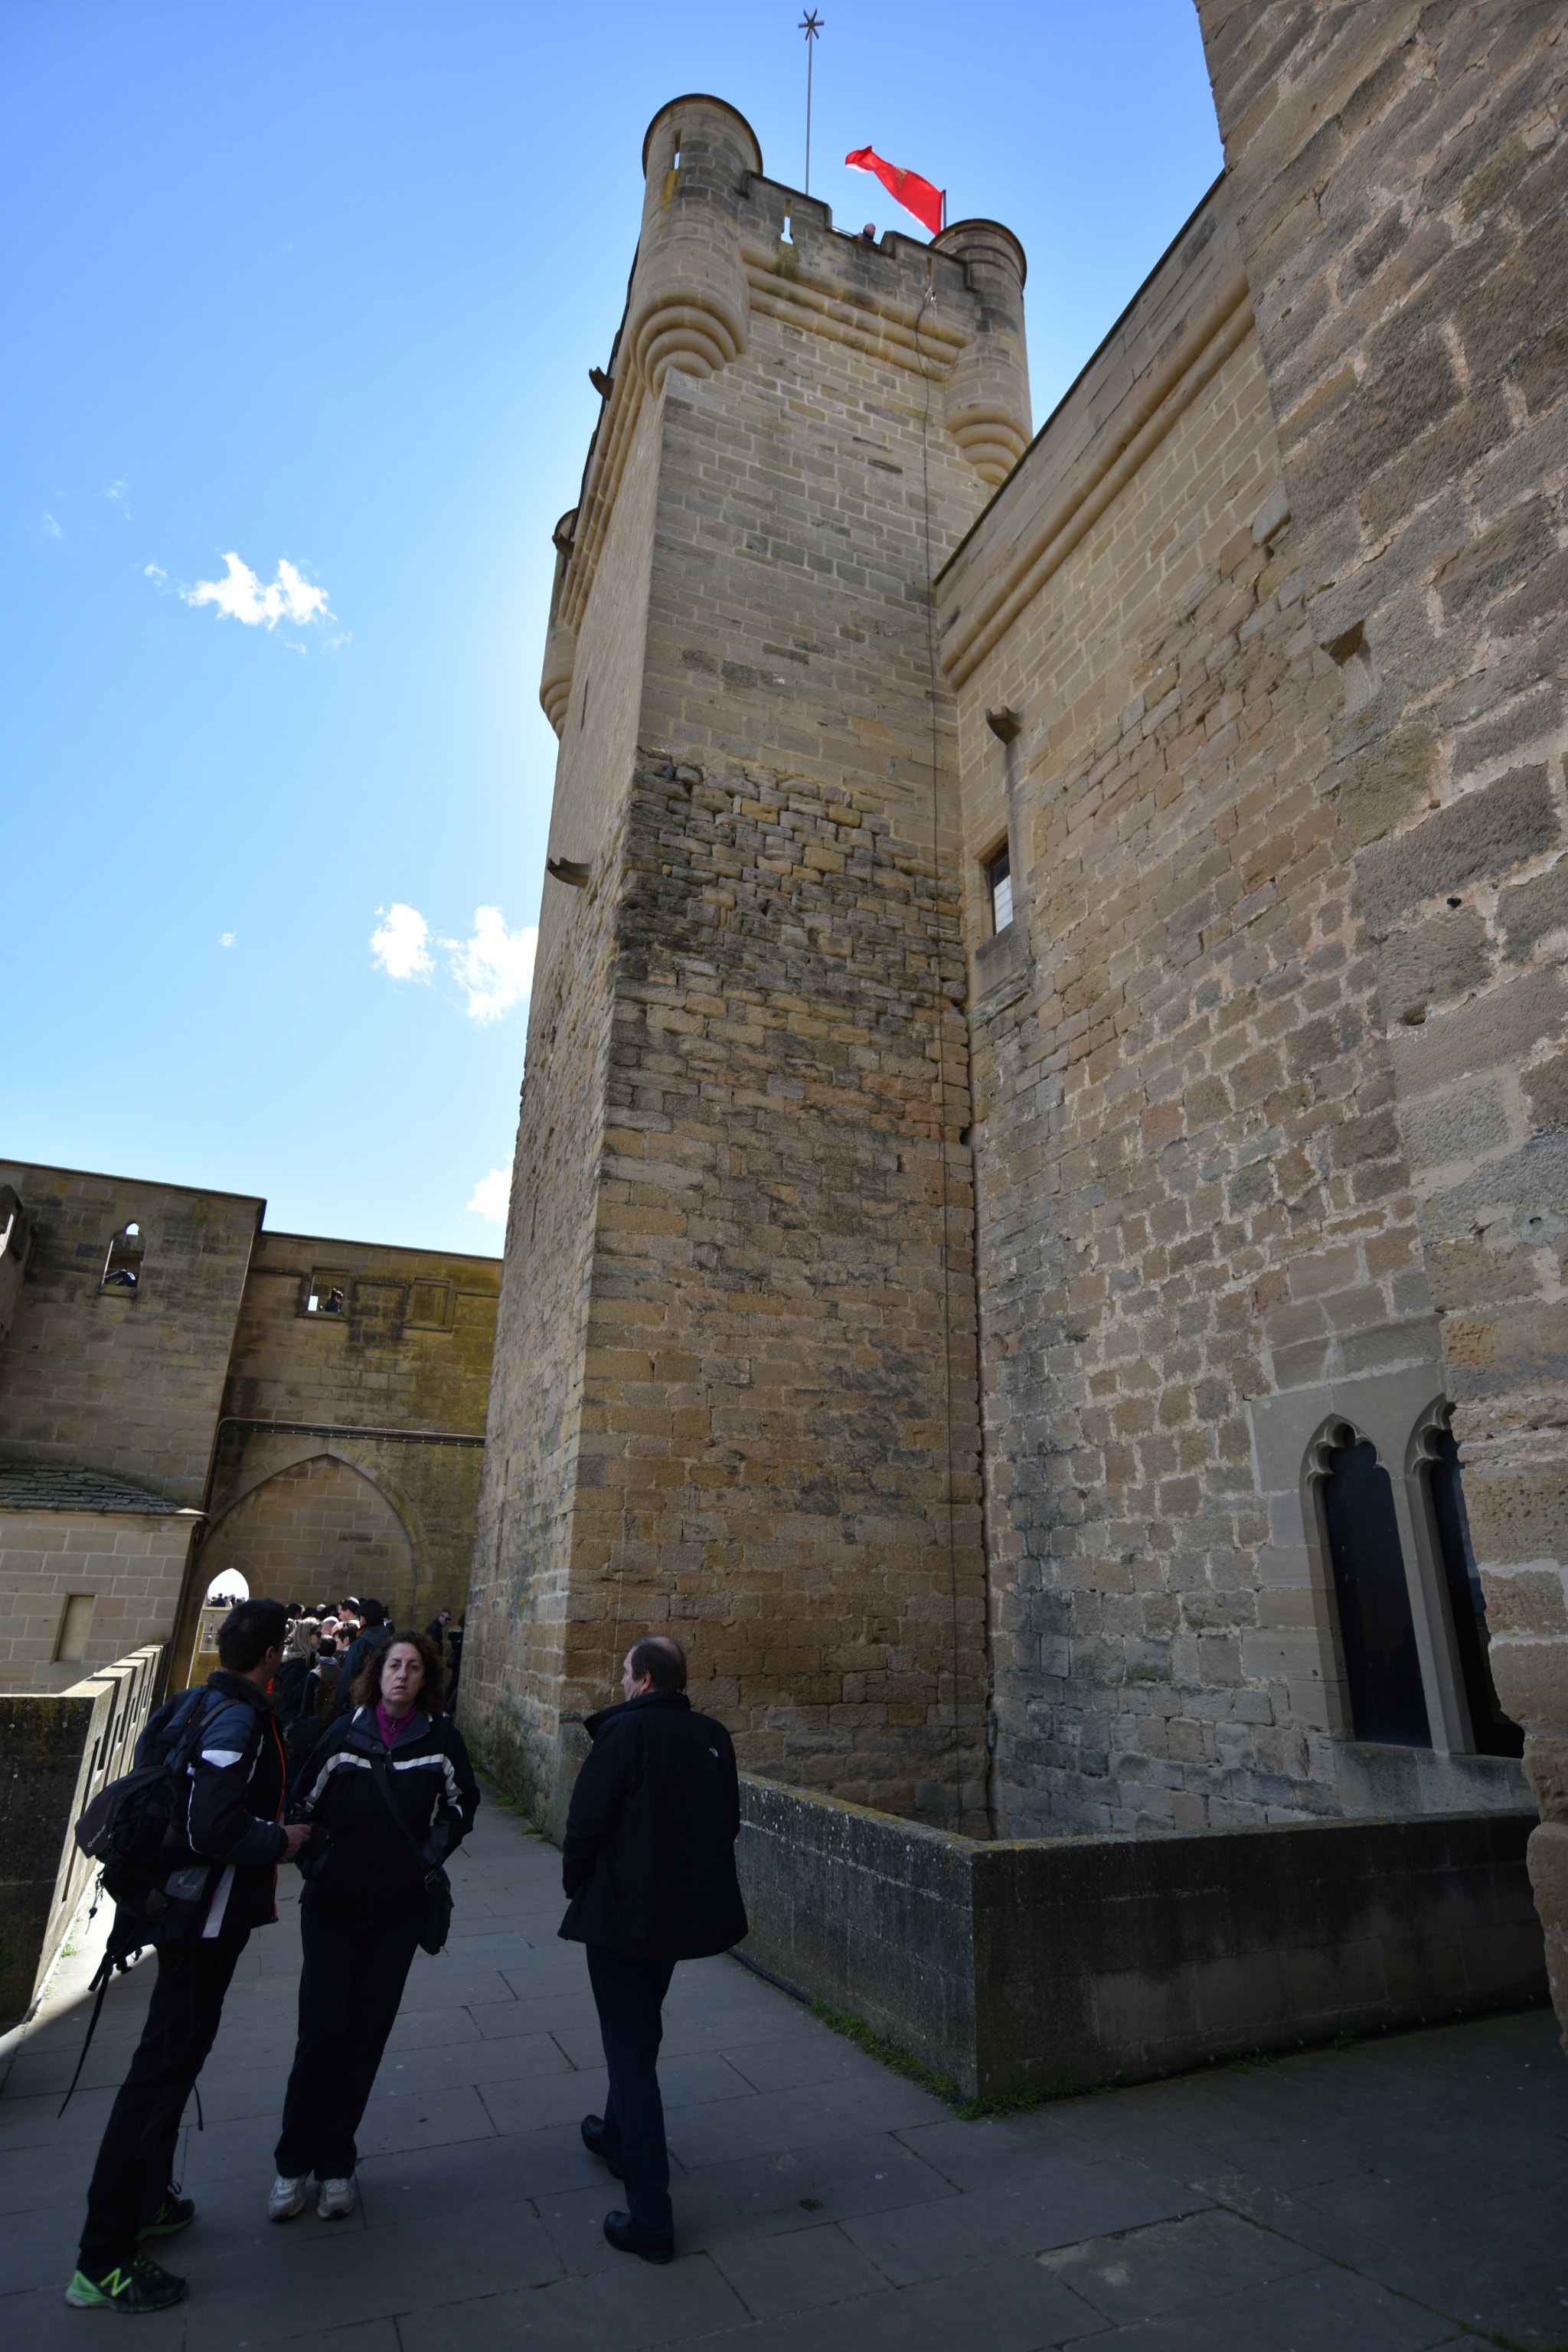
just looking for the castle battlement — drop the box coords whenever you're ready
[541,93,1031,743]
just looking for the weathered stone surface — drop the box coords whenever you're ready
[739,1773,1547,2099]
[0,1645,161,2026]
[1357,765,1557,937]
[1337,723,1438,847]
[1375,906,1491,1024]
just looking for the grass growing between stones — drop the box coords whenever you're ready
[475,1766,547,1836]
[808,1999,1088,2120]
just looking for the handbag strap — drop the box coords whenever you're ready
[367,1755,435,1878]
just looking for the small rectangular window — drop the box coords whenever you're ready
[986,844,1013,935]
[56,1593,96,1663]
[305,1270,351,1317]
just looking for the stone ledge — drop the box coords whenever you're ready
[736,1772,1547,2099]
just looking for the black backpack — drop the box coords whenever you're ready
[74,1686,228,1941]
[58,1686,234,2114]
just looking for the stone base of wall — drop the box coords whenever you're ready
[0,1646,164,2027]
[737,1776,1547,2100]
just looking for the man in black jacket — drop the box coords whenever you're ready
[560,1634,746,2264]
[67,1598,309,2315]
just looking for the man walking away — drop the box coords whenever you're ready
[67,1598,309,2314]
[560,1634,746,2264]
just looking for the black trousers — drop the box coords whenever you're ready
[78,1929,249,2271]
[274,1904,422,2180]
[586,1944,677,2237]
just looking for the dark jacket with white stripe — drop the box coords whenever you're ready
[290,1706,480,1928]
[133,1670,290,1941]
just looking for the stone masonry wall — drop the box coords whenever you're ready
[1197,0,1568,2045]
[0,1508,194,1689]
[574,744,985,1824]
[0,1163,261,1507]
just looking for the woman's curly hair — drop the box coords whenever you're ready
[351,1626,445,1715]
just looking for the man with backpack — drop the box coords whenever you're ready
[66,1597,309,2315]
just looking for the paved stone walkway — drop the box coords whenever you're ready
[2,1796,1566,2349]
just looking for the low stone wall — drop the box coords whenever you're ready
[737,1776,1547,2099]
[0,1645,164,2026]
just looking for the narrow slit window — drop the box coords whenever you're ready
[580,675,590,732]
[782,211,793,244]
[1320,1432,1430,1747]
[986,844,1013,935]
[55,1593,96,1663]
[102,1222,144,1292]
[1427,1428,1523,1757]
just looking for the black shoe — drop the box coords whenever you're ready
[580,2115,622,2177]
[138,2189,195,2239]
[603,2209,674,2265]
[66,2254,189,2311]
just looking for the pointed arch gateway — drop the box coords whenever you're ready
[196,1451,420,1622]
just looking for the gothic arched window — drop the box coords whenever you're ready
[1318,1428,1430,1748]
[1425,1426,1523,1759]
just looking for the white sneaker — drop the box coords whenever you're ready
[318,2175,357,2220]
[268,2173,309,2222]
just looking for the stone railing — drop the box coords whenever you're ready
[0,1645,165,2027]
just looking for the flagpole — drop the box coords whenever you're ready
[799,11,822,196]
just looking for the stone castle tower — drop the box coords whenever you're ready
[467,96,1027,1831]
[465,22,1568,2063]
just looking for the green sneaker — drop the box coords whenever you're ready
[137,2190,194,2239]
[65,2254,189,2311]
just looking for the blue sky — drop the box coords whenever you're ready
[3,2,1222,1256]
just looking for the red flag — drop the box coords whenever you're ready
[844,145,943,237]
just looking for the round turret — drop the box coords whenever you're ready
[629,95,762,394]
[539,510,577,737]
[933,219,1031,485]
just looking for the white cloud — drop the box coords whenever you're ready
[183,551,332,630]
[218,931,236,948]
[467,1163,512,1226]
[105,479,130,519]
[369,900,536,1023]
[370,903,433,982]
[444,906,537,1024]
[38,511,62,540]
[145,561,168,588]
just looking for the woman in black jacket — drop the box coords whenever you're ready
[268,1628,479,2223]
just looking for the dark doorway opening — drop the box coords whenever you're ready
[1426,1429,1523,1758]
[1320,1433,1430,1747]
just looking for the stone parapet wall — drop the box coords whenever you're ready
[737,1771,1547,2100]
[0,1645,163,2027]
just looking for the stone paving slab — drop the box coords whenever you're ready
[1,1795,1564,2349]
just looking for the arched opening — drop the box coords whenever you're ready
[204,1568,250,1604]
[1425,1424,1523,1759]
[1318,1426,1430,1747]
[198,1454,417,1620]
[102,1221,145,1291]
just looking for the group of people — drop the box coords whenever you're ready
[64,1599,747,2313]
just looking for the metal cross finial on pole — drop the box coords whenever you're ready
[799,11,823,195]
